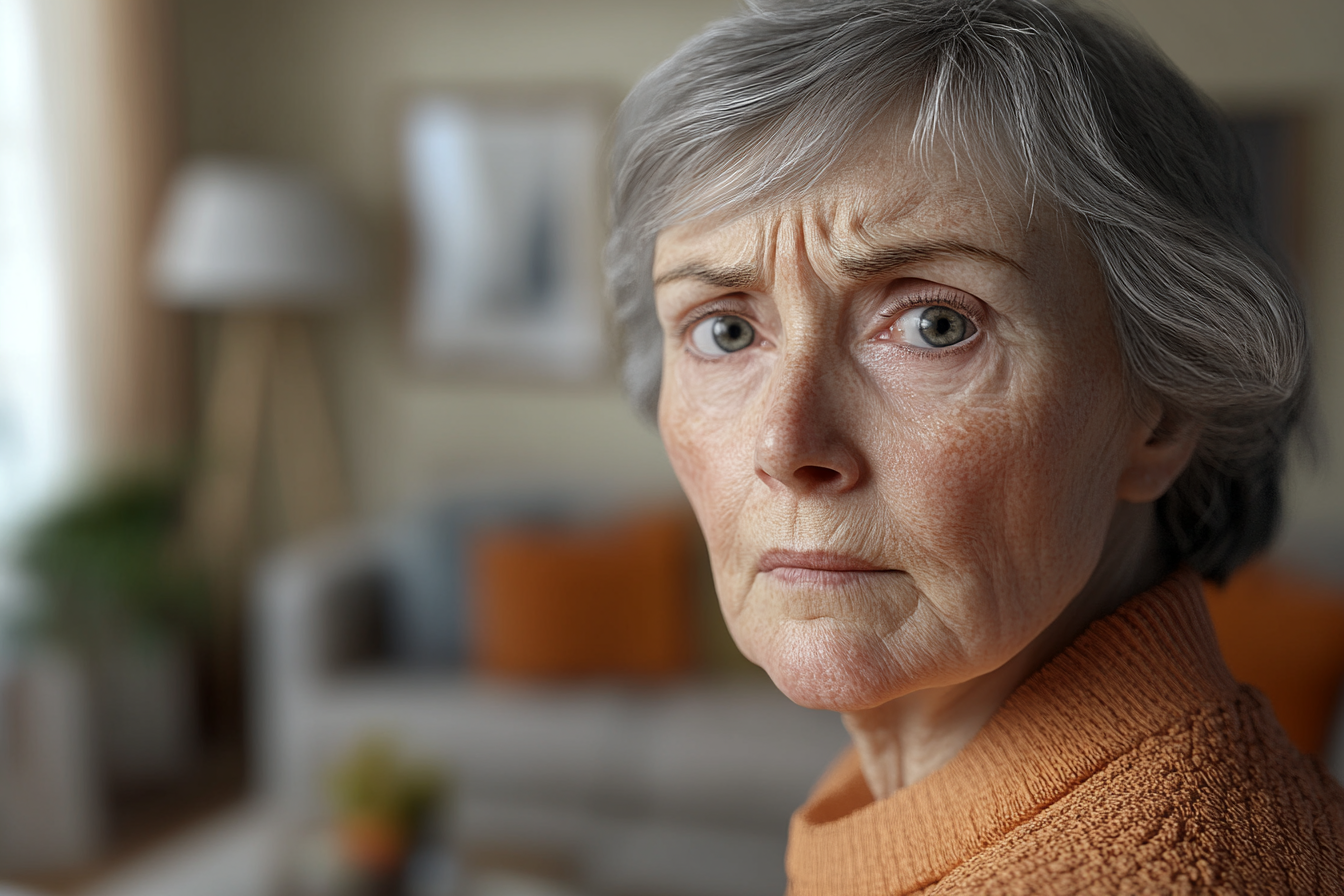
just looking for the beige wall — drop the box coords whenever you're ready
[178,0,1344,571]
[178,0,746,518]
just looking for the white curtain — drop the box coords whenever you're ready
[0,0,187,552]
[0,3,186,870]
[0,0,77,541]
[0,0,99,871]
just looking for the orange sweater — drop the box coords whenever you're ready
[786,569,1344,894]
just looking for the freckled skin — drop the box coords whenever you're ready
[654,138,1198,770]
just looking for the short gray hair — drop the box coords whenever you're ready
[605,0,1312,582]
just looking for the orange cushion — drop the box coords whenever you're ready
[470,509,694,678]
[1204,562,1344,755]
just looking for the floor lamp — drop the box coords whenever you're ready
[150,159,370,585]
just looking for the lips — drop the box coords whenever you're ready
[757,549,900,585]
[758,549,886,572]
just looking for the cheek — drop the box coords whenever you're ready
[658,357,763,616]
[668,345,772,418]
[871,357,1131,638]
[906,404,1104,555]
[659,353,759,509]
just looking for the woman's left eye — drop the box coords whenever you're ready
[885,305,977,349]
[689,314,756,356]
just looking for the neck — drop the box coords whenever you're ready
[843,502,1170,799]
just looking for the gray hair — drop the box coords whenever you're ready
[604,0,1312,582]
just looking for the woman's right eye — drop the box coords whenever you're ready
[690,314,756,356]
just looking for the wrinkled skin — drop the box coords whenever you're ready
[653,138,1198,795]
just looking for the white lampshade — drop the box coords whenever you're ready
[150,158,371,309]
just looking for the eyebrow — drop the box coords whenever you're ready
[653,262,758,289]
[652,239,1028,288]
[838,239,1029,281]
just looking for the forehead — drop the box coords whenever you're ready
[654,137,1046,277]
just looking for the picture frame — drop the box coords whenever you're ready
[399,88,611,380]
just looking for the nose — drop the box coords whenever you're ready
[753,350,865,494]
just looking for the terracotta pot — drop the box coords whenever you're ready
[338,814,408,874]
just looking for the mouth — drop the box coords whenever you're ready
[757,549,903,585]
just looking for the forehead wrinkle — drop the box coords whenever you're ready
[787,206,836,302]
[759,212,783,292]
[654,216,767,289]
[746,192,862,297]
[841,178,928,230]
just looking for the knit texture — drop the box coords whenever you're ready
[786,569,1344,895]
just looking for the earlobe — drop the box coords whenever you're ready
[1116,407,1201,504]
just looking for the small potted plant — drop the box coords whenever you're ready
[324,736,451,895]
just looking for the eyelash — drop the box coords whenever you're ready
[673,298,754,341]
[875,288,981,329]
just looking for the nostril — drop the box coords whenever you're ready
[795,465,843,486]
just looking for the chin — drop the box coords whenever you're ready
[757,621,928,712]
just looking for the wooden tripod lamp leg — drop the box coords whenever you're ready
[269,317,350,537]
[186,310,277,579]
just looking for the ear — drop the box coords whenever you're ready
[1115,402,1201,504]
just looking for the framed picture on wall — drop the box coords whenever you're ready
[400,89,610,380]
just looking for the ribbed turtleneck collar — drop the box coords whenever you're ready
[786,568,1235,896]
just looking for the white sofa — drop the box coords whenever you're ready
[253,511,851,896]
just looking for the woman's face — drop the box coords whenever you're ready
[654,141,1168,712]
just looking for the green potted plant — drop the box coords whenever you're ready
[11,470,208,787]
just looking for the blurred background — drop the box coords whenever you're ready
[0,1,1342,895]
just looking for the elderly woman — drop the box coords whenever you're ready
[606,0,1344,891]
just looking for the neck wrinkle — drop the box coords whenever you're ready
[788,568,1236,896]
[843,503,1168,800]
